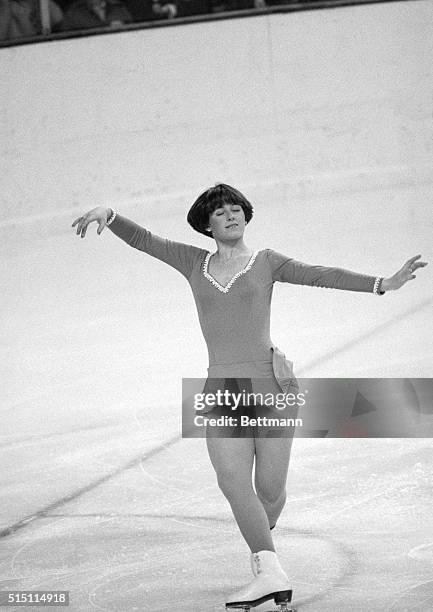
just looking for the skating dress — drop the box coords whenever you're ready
[109,214,384,435]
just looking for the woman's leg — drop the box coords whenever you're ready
[253,434,295,530]
[206,432,275,553]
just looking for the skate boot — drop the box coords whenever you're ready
[250,526,276,576]
[250,552,257,577]
[226,550,294,610]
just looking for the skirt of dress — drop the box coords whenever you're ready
[201,345,299,438]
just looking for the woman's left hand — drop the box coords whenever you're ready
[382,254,428,291]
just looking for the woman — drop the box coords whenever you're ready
[72,183,427,610]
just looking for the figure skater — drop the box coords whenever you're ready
[71,184,427,610]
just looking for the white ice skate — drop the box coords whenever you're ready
[226,550,295,611]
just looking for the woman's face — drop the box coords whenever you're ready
[207,202,247,240]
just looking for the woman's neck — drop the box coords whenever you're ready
[212,240,252,260]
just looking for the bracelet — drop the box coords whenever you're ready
[106,209,117,226]
[373,276,385,295]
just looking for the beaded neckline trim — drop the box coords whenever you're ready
[203,250,260,294]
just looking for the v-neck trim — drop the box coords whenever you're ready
[203,250,260,294]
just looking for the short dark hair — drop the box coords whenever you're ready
[187,183,254,238]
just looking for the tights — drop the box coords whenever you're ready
[206,434,294,553]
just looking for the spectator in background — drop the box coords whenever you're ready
[122,0,155,22]
[152,0,177,18]
[262,0,296,6]
[175,0,210,17]
[0,0,62,40]
[209,0,266,14]
[60,0,132,30]
[121,0,178,22]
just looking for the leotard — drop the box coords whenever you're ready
[108,214,384,417]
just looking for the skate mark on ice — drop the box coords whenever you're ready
[0,421,122,449]
[385,578,433,611]
[0,434,182,539]
[297,296,432,375]
[408,541,433,560]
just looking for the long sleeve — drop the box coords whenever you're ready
[266,248,385,294]
[108,213,206,280]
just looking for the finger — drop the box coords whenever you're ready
[77,221,86,235]
[81,221,90,238]
[75,216,86,234]
[97,220,106,235]
[71,217,82,228]
[79,215,95,236]
[80,219,90,238]
[402,255,422,274]
[406,254,422,266]
[406,259,428,274]
[74,218,86,232]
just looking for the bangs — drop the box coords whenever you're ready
[187,183,254,238]
[203,184,245,216]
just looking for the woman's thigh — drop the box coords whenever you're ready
[253,434,294,495]
[206,434,255,486]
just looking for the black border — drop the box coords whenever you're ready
[0,0,419,49]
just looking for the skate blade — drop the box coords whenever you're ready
[263,608,297,612]
[226,606,296,612]
[263,604,297,612]
[225,590,294,611]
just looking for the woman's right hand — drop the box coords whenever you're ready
[71,207,112,238]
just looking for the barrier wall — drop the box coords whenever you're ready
[0,0,432,231]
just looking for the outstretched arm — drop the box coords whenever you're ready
[72,207,206,280]
[266,249,427,294]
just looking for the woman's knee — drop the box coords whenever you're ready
[255,478,287,506]
[215,467,252,497]
[206,436,254,497]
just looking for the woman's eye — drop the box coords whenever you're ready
[214,207,240,216]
